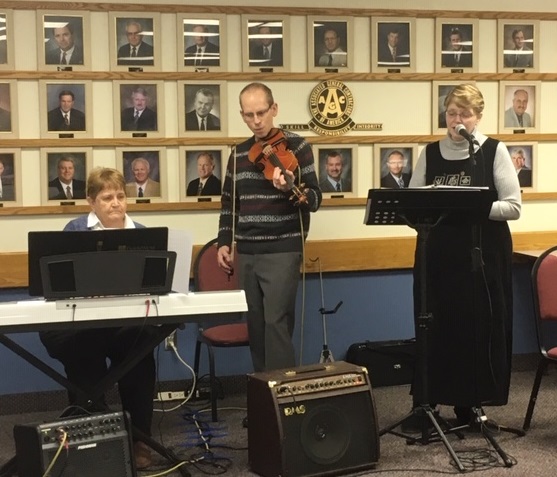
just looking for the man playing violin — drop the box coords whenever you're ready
[217,82,322,374]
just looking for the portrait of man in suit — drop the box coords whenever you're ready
[504,87,533,128]
[47,88,86,132]
[120,85,158,131]
[377,22,410,67]
[0,154,15,202]
[123,153,161,198]
[0,13,8,65]
[186,151,222,196]
[185,86,220,131]
[47,154,86,200]
[441,25,473,68]
[380,149,412,189]
[503,25,534,68]
[508,145,533,188]
[318,149,352,193]
[0,83,12,132]
[314,22,347,68]
[249,23,284,67]
[184,23,220,67]
[116,18,154,66]
[44,17,84,66]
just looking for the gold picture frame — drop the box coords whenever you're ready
[435,18,478,73]
[37,10,91,71]
[373,143,417,189]
[178,80,227,137]
[242,15,290,72]
[177,13,226,72]
[0,149,21,206]
[498,20,539,73]
[313,145,357,198]
[499,81,541,133]
[113,80,165,138]
[506,141,537,191]
[308,16,353,73]
[0,80,18,138]
[0,10,15,71]
[108,12,161,72]
[432,81,476,134]
[371,17,416,73]
[39,80,92,139]
[116,147,167,203]
[40,147,92,206]
[179,146,227,202]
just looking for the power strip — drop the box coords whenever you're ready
[157,391,186,402]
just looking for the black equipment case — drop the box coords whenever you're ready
[345,339,416,387]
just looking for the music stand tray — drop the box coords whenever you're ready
[364,187,496,228]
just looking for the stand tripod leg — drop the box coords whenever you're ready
[472,407,515,468]
[425,409,465,472]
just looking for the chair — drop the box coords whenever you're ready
[523,245,557,431]
[192,238,249,422]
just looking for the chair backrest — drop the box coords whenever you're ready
[532,246,557,322]
[193,238,239,292]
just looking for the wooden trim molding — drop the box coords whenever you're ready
[2,231,556,289]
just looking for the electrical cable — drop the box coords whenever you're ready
[41,428,67,477]
[153,339,196,413]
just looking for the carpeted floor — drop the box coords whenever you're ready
[1,366,557,476]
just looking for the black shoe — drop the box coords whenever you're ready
[242,416,248,428]
[453,406,473,426]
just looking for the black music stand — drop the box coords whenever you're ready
[365,187,517,472]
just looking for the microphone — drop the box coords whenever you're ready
[455,124,478,144]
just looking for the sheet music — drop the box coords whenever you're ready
[168,229,193,294]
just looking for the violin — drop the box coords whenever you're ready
[248,129,308,205]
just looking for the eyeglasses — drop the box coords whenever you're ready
[241,105,272,121]
[446,109,475,120]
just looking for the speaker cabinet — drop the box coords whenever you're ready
[248,361,379,477]
[14,411,136,477]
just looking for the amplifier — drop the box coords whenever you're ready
[14,411,136,477]
[248,361,380,477]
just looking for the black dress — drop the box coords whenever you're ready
[413,138,513,408]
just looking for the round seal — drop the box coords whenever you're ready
[308,80,355,136]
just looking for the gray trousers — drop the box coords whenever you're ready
[238,251,301,372]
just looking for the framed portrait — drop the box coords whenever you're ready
[178,13,226,72]
[313,145,356,197]
[498,20,539,73]
[0,10,15,71]
[432,81,476,134]
[179,146,226,202]
[0,149,21,206]
[506,142,536,190]
[371,17,415,73]
[435,19,478,73]
[178,80,227,137]
[242,15,290,72]
[499,81,541,133]
[37,11,90,71]
[117,147,166,203]
[40,147,91,205]
[373,144,417,189]
[308,16,353,72]
[39,80,92,139]
[113,80,165,138]
[0,80,18,138]
[108,12,161,71]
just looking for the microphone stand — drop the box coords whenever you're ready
[465,133,524,469]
